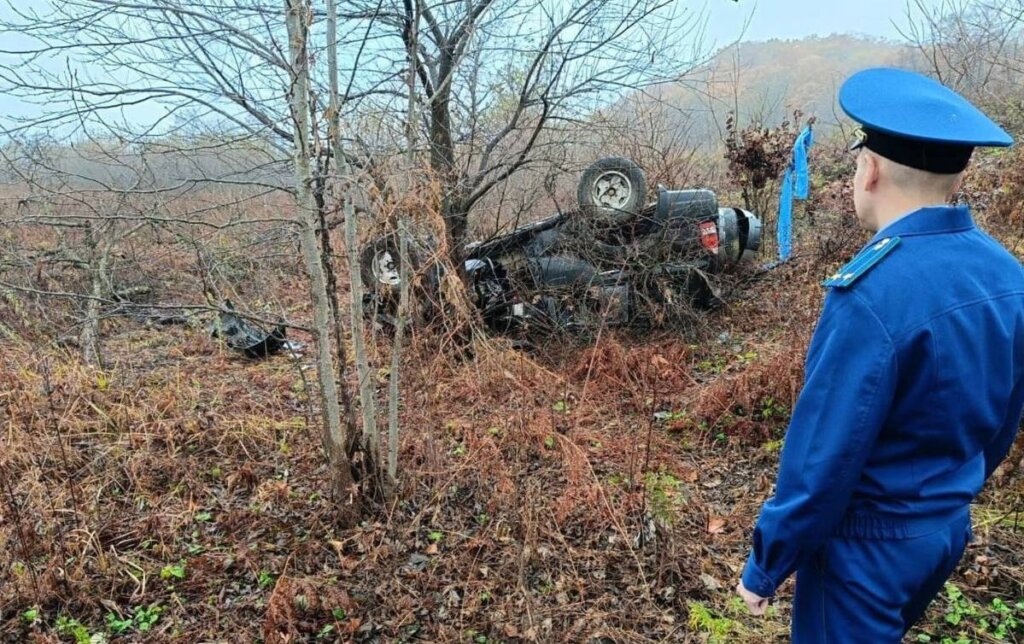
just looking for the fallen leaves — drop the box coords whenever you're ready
[700,573,724,591]
[707,516,727,535]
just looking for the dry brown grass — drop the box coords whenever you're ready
[0,148,1022,642]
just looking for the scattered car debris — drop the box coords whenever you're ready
[210,300,288,358]
[279,340,306,355]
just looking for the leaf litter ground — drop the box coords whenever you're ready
[2,162,1024,642]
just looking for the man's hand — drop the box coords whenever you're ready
[736,580,769,616]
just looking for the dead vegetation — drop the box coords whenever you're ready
[1,144,1022,643]
[0,0,1022,638]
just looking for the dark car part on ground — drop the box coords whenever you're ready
[210,300,289,358]
[360,157,762,338]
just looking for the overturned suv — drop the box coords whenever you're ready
[361,157,761,336]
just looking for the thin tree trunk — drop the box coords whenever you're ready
[285,0,358,521]
[428,91,455,187]
[81,235,108,367]
[388,0,419,485]
[388,216,410,484]
[428,72,465,253]
[314,175,360,449]
[343,195,380,481]
[432,110,469,261]
[325,0,380,482]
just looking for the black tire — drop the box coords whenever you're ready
[577,156,647,224]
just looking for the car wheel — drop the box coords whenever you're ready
[577,156,646,224]
[360,235,404,293]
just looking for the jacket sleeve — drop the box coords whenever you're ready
[984,378,1024,480]
[741,290,897,598]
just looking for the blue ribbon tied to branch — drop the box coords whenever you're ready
[777,125,814,262]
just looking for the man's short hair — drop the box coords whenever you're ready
[865,149,964,196]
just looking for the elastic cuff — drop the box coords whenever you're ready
[741,554,777,598]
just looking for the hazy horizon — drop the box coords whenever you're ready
[0,0,933,133]
[702,0,923,46]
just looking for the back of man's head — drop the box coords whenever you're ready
[853,149,966,231]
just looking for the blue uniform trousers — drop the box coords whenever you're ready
[792,512,972,643]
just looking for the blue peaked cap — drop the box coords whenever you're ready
[839,67,1014,148]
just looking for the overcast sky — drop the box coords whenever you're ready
[0,0,925,131]
[702,0,915,45]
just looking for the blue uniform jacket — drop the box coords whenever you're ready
[742,205,1024,598]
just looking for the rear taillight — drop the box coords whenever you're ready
[699,221,719,253]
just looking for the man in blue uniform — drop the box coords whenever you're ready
[736,67,1024,642]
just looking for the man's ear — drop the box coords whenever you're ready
[863,152,881,192]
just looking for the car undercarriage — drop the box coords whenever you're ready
[361,157,762,337]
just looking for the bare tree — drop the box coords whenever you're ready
[1,0,713,512]
[387,0,420,486]
[343,0,704,256]
[0,139,216,361]
[899,0,1024,129]
[0,0,377,521]
[0,1,402,154]
[3,0,709,257]
[285,0,361,517]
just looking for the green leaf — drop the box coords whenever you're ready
[160,563,186,580]
[55,616,92,644]
[133,603,163,632]
[105,612,133,634]
[331,608,347,621]
[317,624,336,639]
[552,400,568,413]
[428,531,443,543]
[762,439,784,453]
[195,511,212,522]
[21,608,39,624]
[945,583,963,601]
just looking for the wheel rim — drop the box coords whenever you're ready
[591,170,632,211]
[372,250,401,285]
